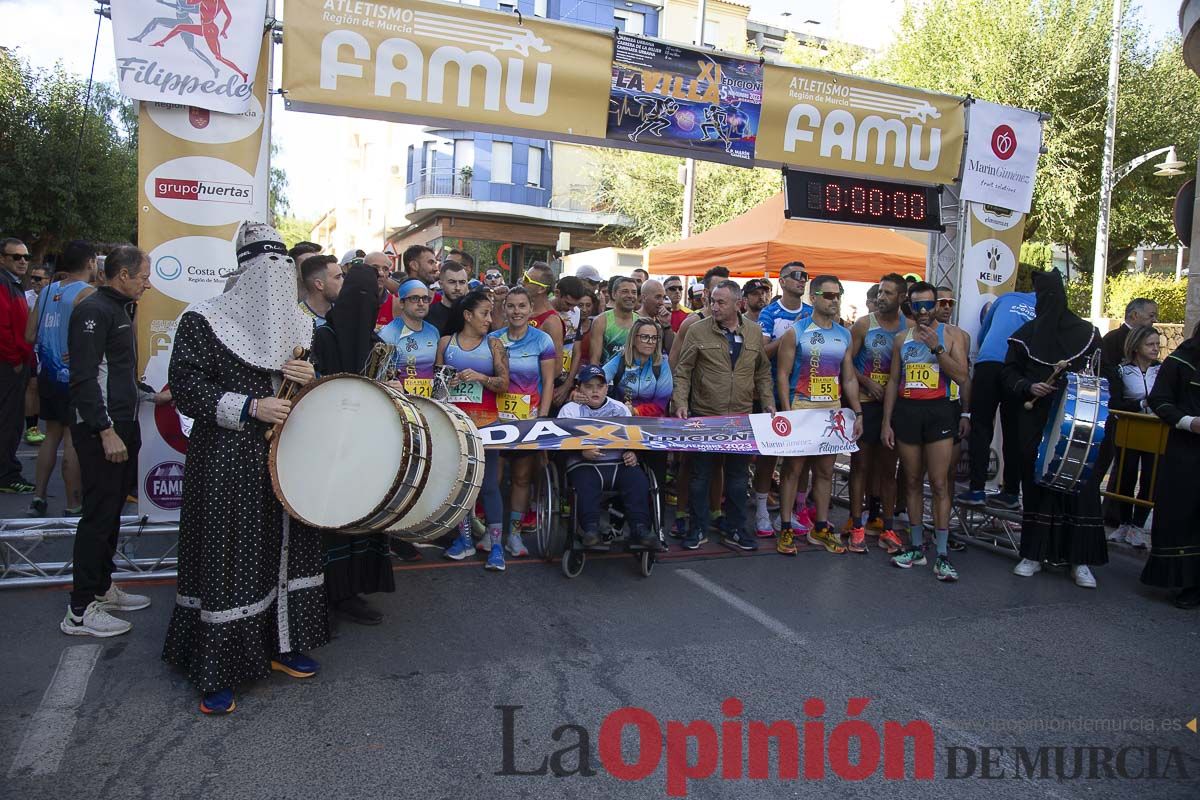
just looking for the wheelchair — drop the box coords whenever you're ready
[529,454,665,579]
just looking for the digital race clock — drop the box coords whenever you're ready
[783,169,944,232]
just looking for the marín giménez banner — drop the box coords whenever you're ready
[481,410,859,456]
[111,0,268,113]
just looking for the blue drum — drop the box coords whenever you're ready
[1034,372,1109,493]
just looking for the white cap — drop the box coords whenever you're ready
[574,264,602,283]
[339,248,366,266]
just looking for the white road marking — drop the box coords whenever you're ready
[8,644,102,777]
[676,568,804,644]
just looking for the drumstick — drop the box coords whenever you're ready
[265,346,310,442]
[1023,360,1069,411]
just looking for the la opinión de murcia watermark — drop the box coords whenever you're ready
[496,700,1192,797]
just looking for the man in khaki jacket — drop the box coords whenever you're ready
[672,280,775,551]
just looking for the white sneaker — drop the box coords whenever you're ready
[1072,565,1097,588]
[60,601,131,637]
[755,508,772,535]
[1107,524,1129,543]
[1013,558,1042,577]
[506,532,529,558]
[95,583,151,611]
[476,530,493,553]
[1125,526,1150,549]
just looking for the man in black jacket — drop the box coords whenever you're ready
[60,245,169,637]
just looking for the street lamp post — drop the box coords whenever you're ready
[1090,0,1123,321]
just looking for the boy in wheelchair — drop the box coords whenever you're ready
[558,365,659,551]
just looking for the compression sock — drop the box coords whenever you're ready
[508,511,521,537]
[909,524,924,550]
[935,529,949,556]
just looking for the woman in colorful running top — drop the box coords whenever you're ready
[489,288,558,565]
[377,279,439,398]
[436,290,510,569]
[882,281,970,583]
[603,318,673,418]
[774,275,862,557]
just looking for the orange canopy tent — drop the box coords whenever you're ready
[647,192,927,282]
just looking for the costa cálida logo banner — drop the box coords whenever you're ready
[110,0,268,113]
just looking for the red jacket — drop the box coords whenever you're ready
[0,272,32,367]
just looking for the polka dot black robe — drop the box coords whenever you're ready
[162,312,328,692]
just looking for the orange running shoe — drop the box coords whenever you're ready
[865,516,885,534]
[777,527,797,556]
[807,525,846,554]
[879,529,903,555]
[846,525,867,553]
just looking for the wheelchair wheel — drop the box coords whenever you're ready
[535,462,563,559]
[562,548,586,578]
[639,550,655,578]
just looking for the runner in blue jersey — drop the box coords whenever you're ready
[752,261,814,539]
[773,275,862,557]
[377,279,439,398]
[846,273,908,555]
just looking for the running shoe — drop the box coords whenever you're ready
[891,547,927,569]
[934,555,959,582]
[846,525,867,553]
[1125,526,1150,549]
[865,516,885,534]
[1072,565,1097,588]
[271,652,319,678]
[519,509,537,534]
[443,530,474,560]
[720,530,758,552]
[506,531,529,558]
[0,478,34,494]
[755,507,775,538]
[669,517,688,540]
[948,538,966,552]
[1013,558,1041,577]
[485,543,506,571]
[579,527,602,549]
[878,529,904,555]
[200,688,236,715]
[954,490,985,507]
[1107,524,1130,544]
[27,496,47,517]
[24,426,45,445]
[476,530,494,552]
[95,584,150,612]
[681,531,704,551]
[776,527,797,556]
[987,492,1021,510]
[793,506,814,533]
[60,601,130,638]
[806,525,846,554]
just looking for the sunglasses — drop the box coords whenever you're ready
[936,298,956,308]
[29,275,46,282]
[485,272,503,279]
[522,272,549,288]
[781,271,808,282]
[666,284,683,291]
[5,253,30,261]
[911,299,937,313]
[636,333,659,343]
[814,291,842,300]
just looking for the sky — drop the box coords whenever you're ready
[0,0,1187,219]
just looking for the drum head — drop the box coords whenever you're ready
[275,377,409,528]
[389,397,465,533]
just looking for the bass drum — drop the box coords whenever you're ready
[388,396,484,542]
[1035,372,1109,494]
[271,374,431,531]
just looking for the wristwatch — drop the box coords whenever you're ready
[930,344,945,356]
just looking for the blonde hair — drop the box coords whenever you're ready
[623,317,662,369]
[1122,324,1159,365]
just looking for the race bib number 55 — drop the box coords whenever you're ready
[809,376,839,402]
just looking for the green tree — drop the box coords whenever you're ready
[875,0,1200,275]
[269,143,290,223]
[276,216,316,249]
[0,51,137,259]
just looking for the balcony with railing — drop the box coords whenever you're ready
[407,168,474,202]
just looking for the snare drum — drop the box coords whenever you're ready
[388,396,485,542]
[270,374,431,531]
[1035,372,1109,494]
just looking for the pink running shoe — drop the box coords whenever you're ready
[793,506,814,533]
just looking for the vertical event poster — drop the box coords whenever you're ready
[958,202,1028,355]
[135,37,272,521]
[606,33,763,163]
[959,99,1042,214]
[109,0,267,114]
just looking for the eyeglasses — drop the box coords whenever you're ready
[4,253,30,261]
[404,295,432,304]
[814,291,842,300]
[781,271,808,282]
[911,299,937,313]
[636,333,659,343]
[936,298,956,308]
[521,272,549,288]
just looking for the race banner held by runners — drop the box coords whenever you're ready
[481,409,859,456]
[960,99,1043,213]
[110,0,268,113]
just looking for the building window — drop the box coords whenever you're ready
[613,9,645,35]
[702,18,720,47]
[491,141,512,184]
[534,0,548,18]
[527,146,544,188]
[454,139,474,173]
[498,1,516,13]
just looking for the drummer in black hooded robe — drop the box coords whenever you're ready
[309,263,396,625]
[1142,321,1200,609]
[1001,269,1106,589]
[163,222,328,715]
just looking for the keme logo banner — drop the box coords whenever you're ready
[110,0,268,114]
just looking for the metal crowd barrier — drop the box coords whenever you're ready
[0,515,179,589]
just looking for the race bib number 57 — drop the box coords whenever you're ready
[498,392,533,420]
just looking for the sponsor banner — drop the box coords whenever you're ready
[756,64,965,185]
[958,202,1028,356]
[282,0,612,139]
[606,34,762,164]
[480,410,859,456]
[960,99,1042,213]
[110,0,268,113]
[135,37,273,520]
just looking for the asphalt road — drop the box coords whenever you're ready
[2,454,1198,800]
